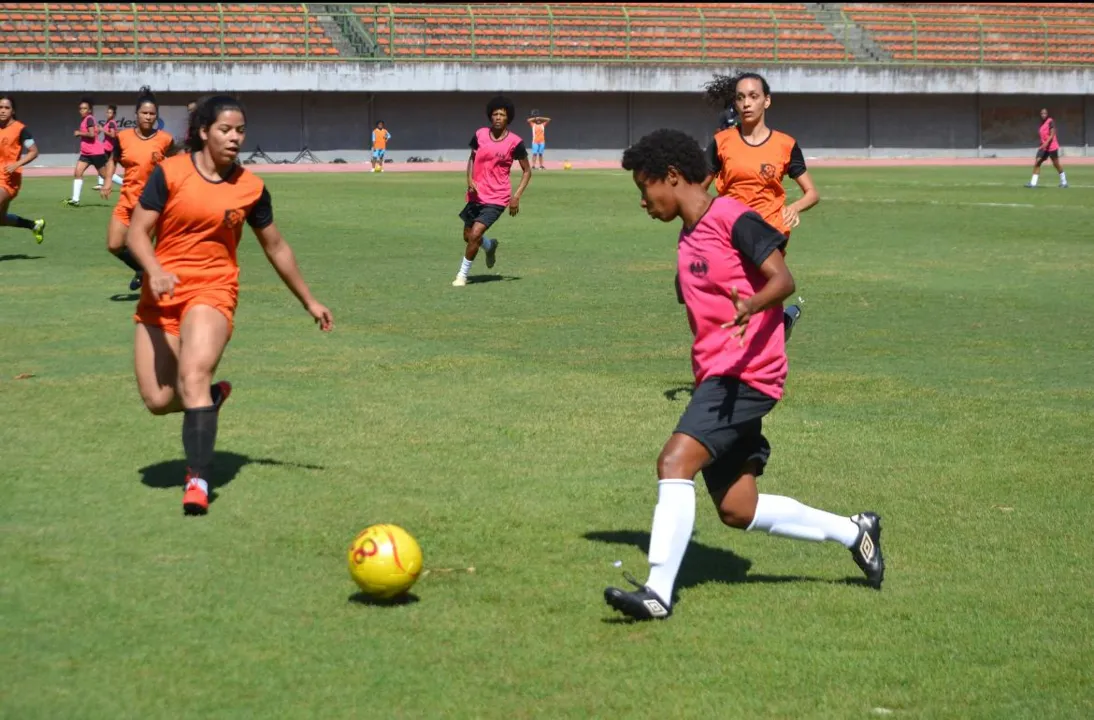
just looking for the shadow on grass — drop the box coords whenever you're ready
[139,451,325,506]
[348,592,421,607]
[469,274,521,284]
[585,529,870,606]
[663,384,695,402]
[109,292,140,302]
[0,254,44,262]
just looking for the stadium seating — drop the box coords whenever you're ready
[844,3,1094,64]
[0,3,338,58]
[354,3,848,62]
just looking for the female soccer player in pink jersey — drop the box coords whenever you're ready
[603,129,885,621]
[452,96,532,287]
[1027,108,1067,188]
[64,97,109,207]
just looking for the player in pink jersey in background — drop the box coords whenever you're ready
[452,95,532,287]
[96,104,125,193]
[1026,108,1067,189]
[64,97,109,207]
[603,129,885,621]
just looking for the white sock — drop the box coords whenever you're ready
[186,477,209,494]
[95,177,103,187]
[747,494,859,547]
[1059,172,1067,184]
[457,257,473,278]
[644,479,695,605]
[72,178,83,201]
[112,173,125,185]
[1029,173,1039,186]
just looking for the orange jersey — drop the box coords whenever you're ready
[709,128,806,236]
[114,128,173,212]
[371,128,389,150]
[0,119,33,191]
[139,154,272,293]
[532,122,546,143]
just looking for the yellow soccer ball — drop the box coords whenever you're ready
[347,524,423,599]
[562,161,573,170]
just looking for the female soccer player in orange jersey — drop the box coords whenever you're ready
[703,72,819,338]
[125,94,334,516]
[100,87,176,292]
[0,95,46,244]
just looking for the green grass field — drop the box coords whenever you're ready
[2,167,1092,719]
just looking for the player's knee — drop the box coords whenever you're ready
[718,502,754,529]
[178,366,213,402]
[140,388,175,415]
[656,446,698,480]
[106,235,125,253]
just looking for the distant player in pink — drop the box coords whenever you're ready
[452,95,532,287]
[603,129,885,621]
[97,104,125,192]
[64,97,109,207]
[1027,108,1067,188]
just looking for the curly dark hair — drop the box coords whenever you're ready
[135,85,158,113]
[486,95,515,124]
[703,72,739,109]
[621,129,709,184]
[187,94,246,152]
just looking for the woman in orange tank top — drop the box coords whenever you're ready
[125,94,334,516]
[0,95,46,244]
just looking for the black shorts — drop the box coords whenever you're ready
[459,202,506,230]
[78,153,107,170]
[1036,148,1059,163]
[674,376,778,495]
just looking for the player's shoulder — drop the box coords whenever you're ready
[769,129,798,149]
[232,163,266,194]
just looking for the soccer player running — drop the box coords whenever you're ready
[64,97,109,207]
[100,86,175,292]
[0,95,46,244]
[125,94,334,516]
[371,121,391,172]
[527,111,550,170]
[703,73,818,339]
[604,129,884,621]
[97,104,125,192]
[1027,108,1067,188]
[452,96,532,287]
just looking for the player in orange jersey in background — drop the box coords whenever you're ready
[125,94,334,516]
[100,86,176,292]
[0,95,45,244]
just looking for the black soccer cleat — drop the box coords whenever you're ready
[604,572,672,621]
[850,512,885,589]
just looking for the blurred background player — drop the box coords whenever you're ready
[604,129,884,621]
[64,97,108,207]
[527,110,551,170]
[703,72,818,340]
[0,95,46,244]
[1027,108,1067,188]
[100,86,175,292]
[453,95,532,287]
[125,94,333,515]
[97,104,125,192]
[371,120,390,172]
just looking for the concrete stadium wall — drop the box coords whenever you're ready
[18,90,1090,167]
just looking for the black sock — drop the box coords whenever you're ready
[115,246,144,273]
[182,406,218,481]
[4,213,35,230]
[210,383,222,407]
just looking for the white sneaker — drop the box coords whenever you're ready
[452,275,468,287]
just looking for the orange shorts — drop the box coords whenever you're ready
[134,283,237,338]
[0,174,21,200]
[112,202,133,226]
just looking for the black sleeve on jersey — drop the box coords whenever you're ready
[18,127,33,145]
[788,143,807,179]
[246,187,274,229]
[707,140,722,174]
[731,211,787,269]
[512,140,528,161]
[139,165,168,213]
[469,134,479,151]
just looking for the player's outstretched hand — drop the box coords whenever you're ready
[149,270,179,299]
[467,180,478,197]
[508,197,521,216]
[98,183,112,200]
[4,163,18,174]
[781,205,800,229]
[720,286,753,346]
[307,301,334,332]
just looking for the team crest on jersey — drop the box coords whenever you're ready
[688,256,709,278]
[151,150,165,164]
[759,163,776,180]
[222,208,246,229]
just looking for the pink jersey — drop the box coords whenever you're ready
[467,127,528,206]
[102,119,118,153]
[677,196,788,399]
[1039,117,1059,151]
[79,115,103,155]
